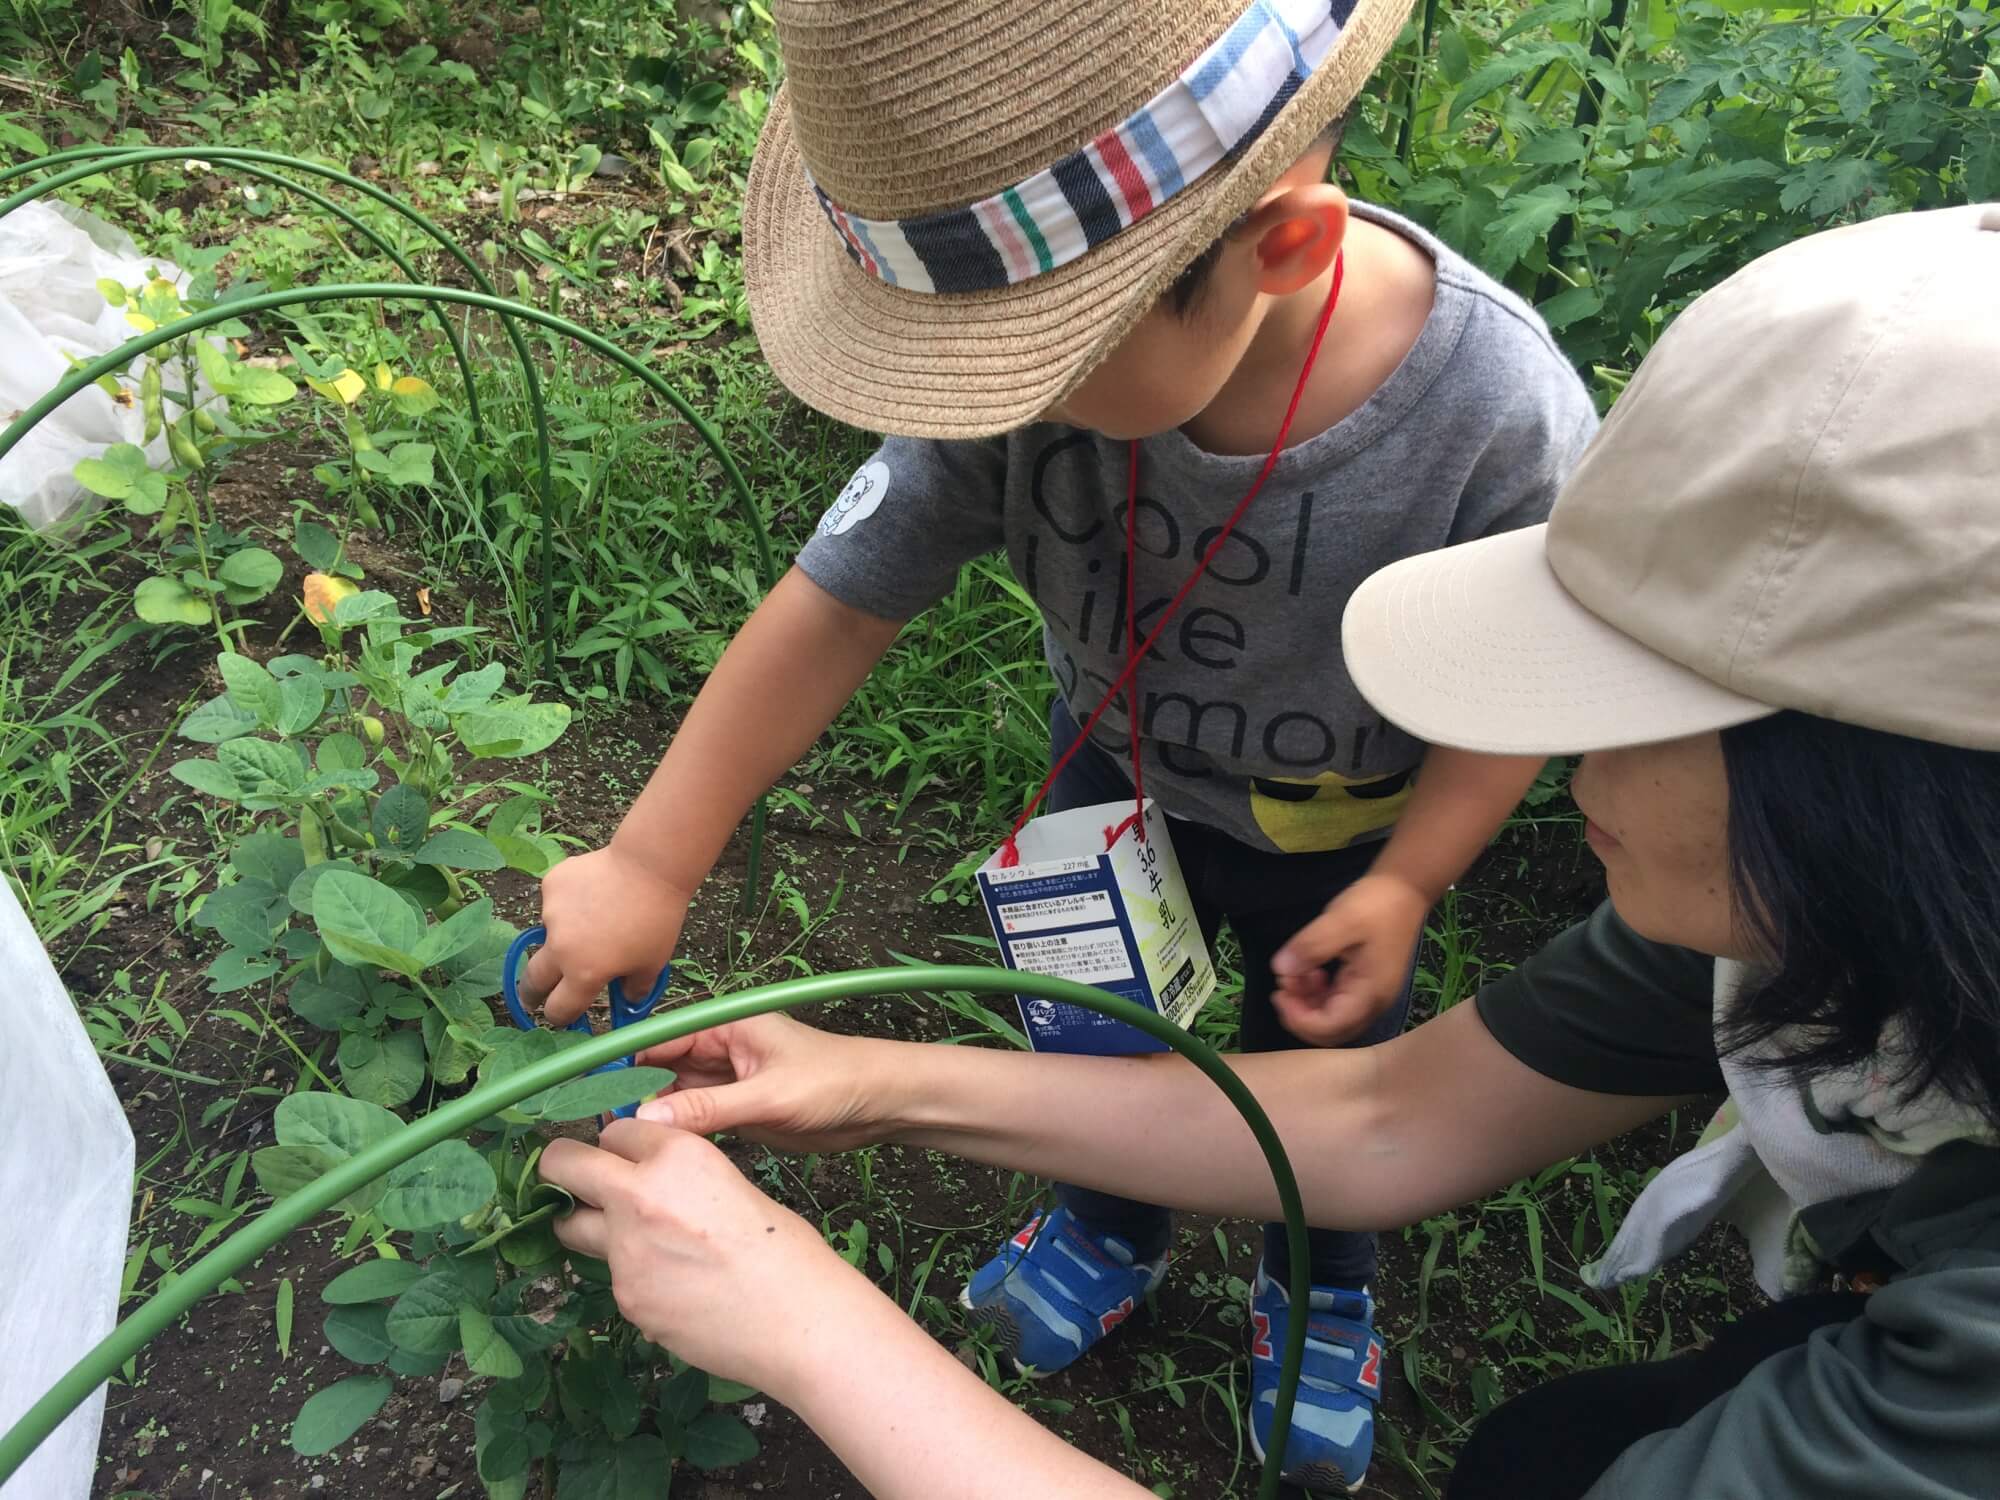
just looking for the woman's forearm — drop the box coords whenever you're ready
[886,1004,1679,1229]
[785,1266,1150,1500]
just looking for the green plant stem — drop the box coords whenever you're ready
[0,966,1311,1500]
[94,1053,225,1087]
[1535,0,1631,307]
[1396,0,1446,165]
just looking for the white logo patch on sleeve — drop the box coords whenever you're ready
[817,459,890,537]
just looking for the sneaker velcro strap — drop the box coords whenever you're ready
[1295,1312,1387,1404]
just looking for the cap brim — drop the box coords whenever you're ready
[1341,525,1776,756]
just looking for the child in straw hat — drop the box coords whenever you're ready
[526,0,1595,1485]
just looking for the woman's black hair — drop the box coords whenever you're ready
[1166,109,1351,317]
[1720,710,2000,1126]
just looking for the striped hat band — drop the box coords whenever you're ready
[809,0,1353,295]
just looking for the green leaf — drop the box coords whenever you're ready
[372,783,431,852]
[332,589,400,627]
[289,972,368,1029]
[410,827,507,871]
[181,691,260,743]
[295,518,342,571]
[455,698,571,759]
[530,1067,676,1123]
[290,1375,393,1456]
[558,1435,669,1498]
[232,829,307,889]
[379,1139,498,1230]
[278,675,326,736]
[416,897,499,970]
[389,374,441,416]
[276,1277,296,1359]
[386,1272,473,1354]
[288,858,362,918]
[323,1258,429,1305]
[440,661,506,712]
[1538,285,1604,332]
[336,1029,426,1107]
[684,1410,759,1471]
[230,363,299,405]
[324,1303,395,1364]
[313,869,426,975]
[135,575,212,626]
[252,1143,335,1200]
[477,1398,533,1482]
[194,882,288,954]
[318,732,367,772]
[218,547,284,595]
[169,755,244,801]
[76,443,169,512]
[490,1281,579,1355]
[375,441,435,487]
[206,948,282,993]
[1435,26,1470,85]
[218,737,307,799]
[657,1365,706,1430]
[275,1089,401,1160]
[479,1028,588,1119]
[460,1304,525,1379]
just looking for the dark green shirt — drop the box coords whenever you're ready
[1475,904,2000,1500]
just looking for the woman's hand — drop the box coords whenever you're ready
[633,1014,900,1153]
[540,1120,864,1396]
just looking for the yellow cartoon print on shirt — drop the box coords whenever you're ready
[1249,768,1414,853]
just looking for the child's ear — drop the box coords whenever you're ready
[1244,182,1349,298]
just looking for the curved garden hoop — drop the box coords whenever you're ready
[0,965,1315,1500]
[0,227,781,895]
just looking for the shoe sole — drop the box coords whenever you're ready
[958,1284,1052,1380]
[1247,1412,1365,1495]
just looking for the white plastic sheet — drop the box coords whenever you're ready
[0,201,200,532]
[0,878,134,1498]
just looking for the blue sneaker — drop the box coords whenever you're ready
[1247,1261,1383,1493]
[958,1207,1169,1375]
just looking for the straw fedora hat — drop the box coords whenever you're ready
[743,0,1414,439]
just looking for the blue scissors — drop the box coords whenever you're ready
[501,925,671,1120]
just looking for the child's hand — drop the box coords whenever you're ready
[522,844,692,1025]
[1269,873,1429,1045]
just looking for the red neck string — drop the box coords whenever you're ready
[998,250,1346,868]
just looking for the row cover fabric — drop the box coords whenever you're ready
[0,878,133,1497]
[0,201,205,531]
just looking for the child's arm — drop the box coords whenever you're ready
[1268,748,1545,1043]
[524,567,905,1024]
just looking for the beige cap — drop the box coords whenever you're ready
[1342,203,2000,756]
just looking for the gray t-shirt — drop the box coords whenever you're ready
[798,204,1598,853]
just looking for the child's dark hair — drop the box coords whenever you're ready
[1719,710,2000,1127]
[1166,109,1351,317]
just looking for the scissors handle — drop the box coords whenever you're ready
[501,925,671,1031]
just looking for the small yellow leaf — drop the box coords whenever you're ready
[416,586,432,617]
[307,368,368,406]
[125,311,157,333]
[389,375,440,416]
[301,572,359,624]
[374,363,394,391]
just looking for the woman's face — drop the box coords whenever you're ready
[1570,732,1757,961]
